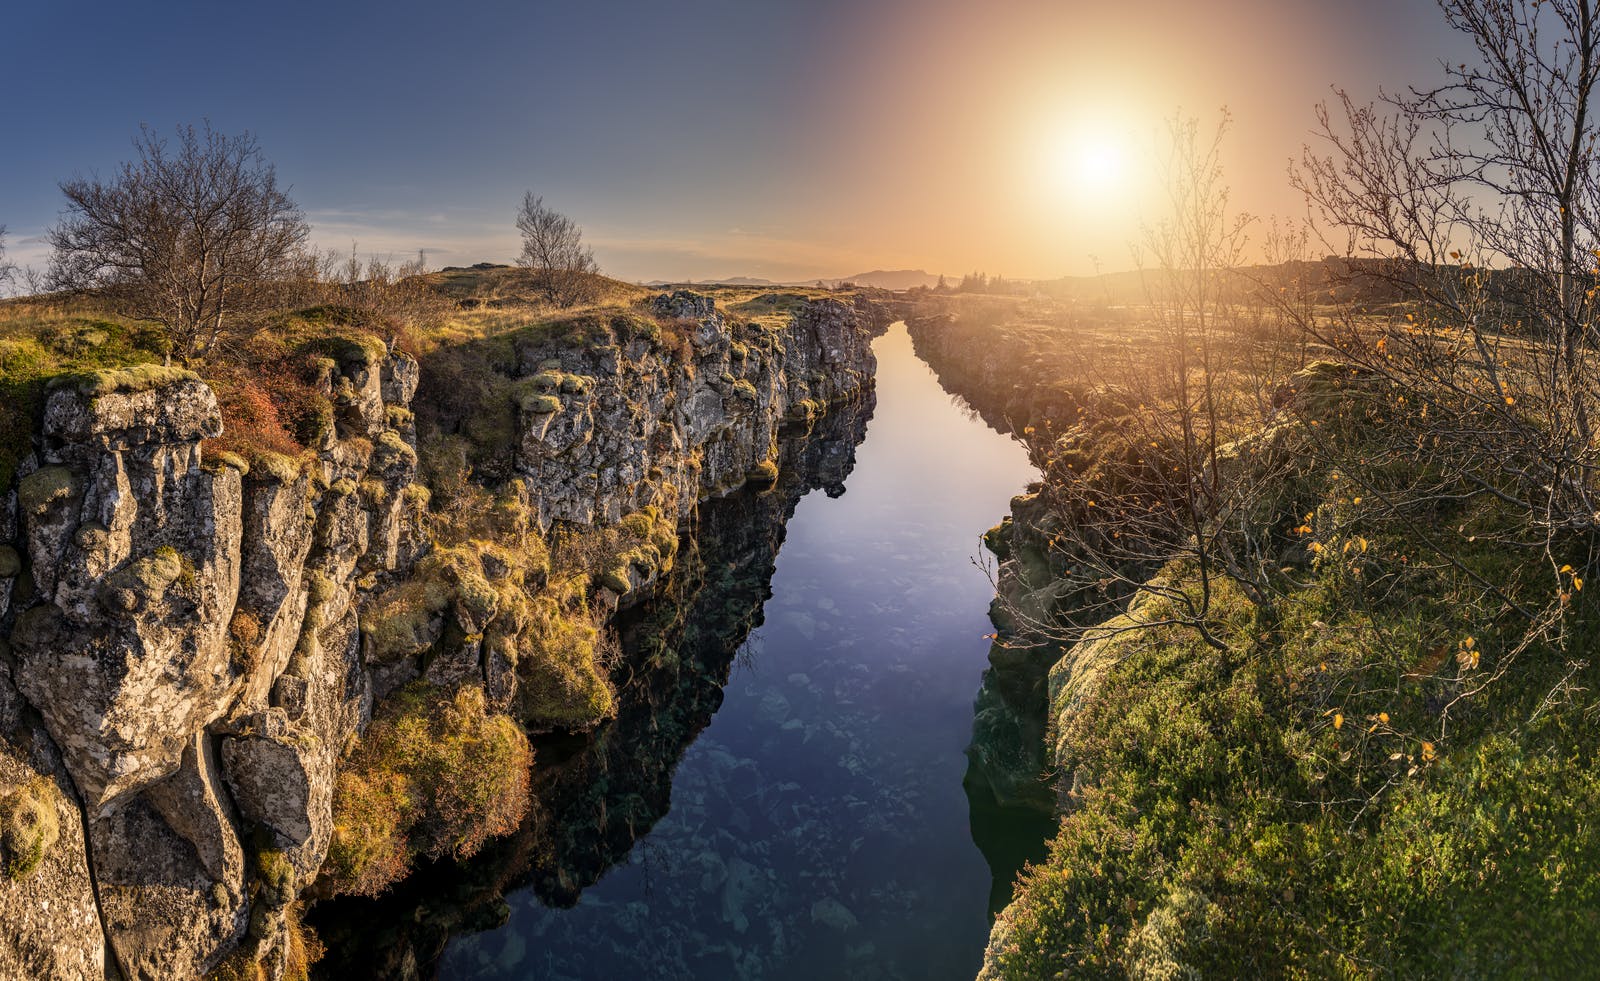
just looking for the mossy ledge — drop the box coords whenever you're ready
[46,363,199,397]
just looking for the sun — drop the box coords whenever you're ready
[1035,120,1138,207]
[1070,137,1126,190]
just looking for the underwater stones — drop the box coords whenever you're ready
[719,856,769,934]
[810,896,859,932]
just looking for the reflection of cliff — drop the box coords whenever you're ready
[308,391,874,979]
[901,312,1062,920]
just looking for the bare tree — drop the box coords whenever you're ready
[1281,0,1600,732]
[514,193,599,307]
[48,123,309,363]
[988,114,1301,655]
[312,243,449,336]
[0,225,14,289]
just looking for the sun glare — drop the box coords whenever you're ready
[1035,119,1140,213]
[1065,134,1128,195]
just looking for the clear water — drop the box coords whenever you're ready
[311,323,1048,980]
[430,324,1043,980]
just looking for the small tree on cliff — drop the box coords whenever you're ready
[48,124,308,363]
[514,192,599,307]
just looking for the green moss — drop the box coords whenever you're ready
[18,466,78,516]
[0,777,61,879]
[204,451,250,476]
[385,405,414,429]
[249,451,306,485]
[747,459,779,485]
[255,847,295,902]
[0,547,19,579]
[100,548,186,609]
[515,598,615,729]
[302,332,388,369]
[597,564,632,594]
[328,478,358,498]
[47,363,197,397]
[982,517,1012,560]
[523,393,563,415]
[372,429,417,469]
[326,685,531,897]
[306,570,337,606]
[401,483,431,505]
[360,540,545,665]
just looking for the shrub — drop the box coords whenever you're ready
[229,611,263,674]
[324,684,531,897]
[515,595,615,730]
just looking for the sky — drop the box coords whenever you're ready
[1,0,1467,283]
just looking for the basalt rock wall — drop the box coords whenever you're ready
[0,292,886,980]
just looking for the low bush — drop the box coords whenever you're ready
[324,684,531,898]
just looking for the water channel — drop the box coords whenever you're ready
[311,323,1049,980]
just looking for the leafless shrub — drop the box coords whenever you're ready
[47,123,309,363]
[514,193,599,308]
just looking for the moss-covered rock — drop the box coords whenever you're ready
[47,363,198,397]
[17,466,78,517]
[0,777,61,879]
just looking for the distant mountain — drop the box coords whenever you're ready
[836,269,942,290]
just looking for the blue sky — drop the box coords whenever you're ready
[3,0,1460,282]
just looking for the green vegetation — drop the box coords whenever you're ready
[324,684,531,898]
[747,459,779,485]
[0,305,165,486]
[931,288,1600,975]
[0,776,61,879]
[989,515,1600,975]
[17,465,77,516]
[47,363,198,397]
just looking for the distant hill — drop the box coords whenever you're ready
[649,270,944,291]
[837,269,942,290]
[421,264,645,307]
[645,276,778,287]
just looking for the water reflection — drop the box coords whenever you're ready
[310,392,873,979]
[310,324,1048,980]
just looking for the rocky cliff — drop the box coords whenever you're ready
[0,291,886,979]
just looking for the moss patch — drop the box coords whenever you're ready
[17,465,78,516]
[47,363,197,397]
[0,777,61,879]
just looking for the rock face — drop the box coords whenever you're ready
[0,292,884,979]
[517,291,884,528]
[0,664,105,981]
